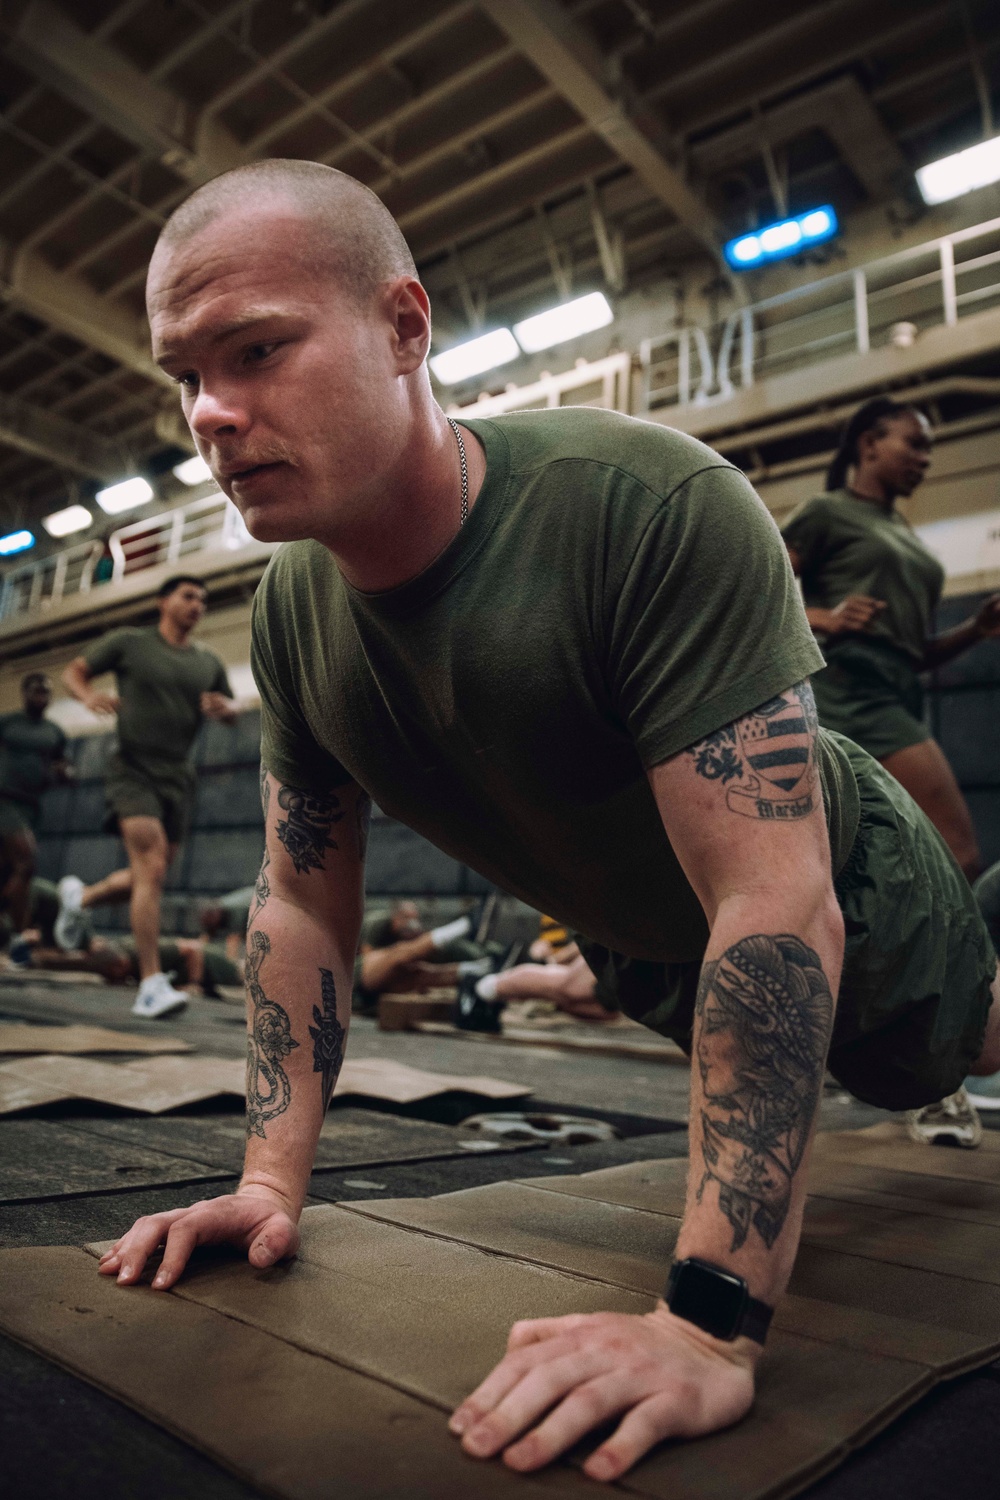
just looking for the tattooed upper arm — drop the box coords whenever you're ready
[685,681,819,821]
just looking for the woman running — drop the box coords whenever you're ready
[781,397,1000,878]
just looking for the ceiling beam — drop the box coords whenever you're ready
[0,238,169,386]
[692,77,908,203]
[7,0,246,183]
[480,0,725,272]
[0,389,127,480]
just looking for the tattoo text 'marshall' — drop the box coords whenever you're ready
[695,933,833,1251]
[687,682,819,822]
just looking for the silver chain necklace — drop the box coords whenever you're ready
[447,416,469,527]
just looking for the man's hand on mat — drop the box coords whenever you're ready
[97,1186,300,1289]
[449,1303,756,1481]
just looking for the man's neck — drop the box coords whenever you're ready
[324,404,487,593]
[158,618,192,648]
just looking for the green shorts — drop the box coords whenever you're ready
[579,735,995,1112]
[811,638,929,762]
[0,796,39,836]
[104,753,195,846]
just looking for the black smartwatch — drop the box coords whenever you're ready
[665,1258,773,1345]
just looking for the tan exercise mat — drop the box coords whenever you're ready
[0,1023,193,1055]
[5,1123,1000,1500]
[0,1051,530,1114]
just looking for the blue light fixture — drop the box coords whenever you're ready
[724,206,839,270]
[0,529,35,557]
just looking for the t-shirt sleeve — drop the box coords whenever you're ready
[779,496,832,581]
[209,656,234,698]
[607,465,824,768]
[251,568,353,791]
[82,628,129,677]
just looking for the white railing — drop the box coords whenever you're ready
[640,214,1000,412]
[107,491,251,580]
[449,352,631,419]
[0,491,254,625]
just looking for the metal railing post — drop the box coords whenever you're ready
[940,239,958,325]
[740,307,754,387]
[853,267,870,352]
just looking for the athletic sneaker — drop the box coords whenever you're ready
[965,1070,1000,1111]
[132,971,188,1019]
[453,973,505,1034]
[905,1086,983,1149]
[7,936,32,968]
[54,875,87,951]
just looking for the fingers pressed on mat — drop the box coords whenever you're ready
[502,1376,633,1471]
[451,1336,579,1434]
[585,1394,687,1481]
[462,1349,605,1458]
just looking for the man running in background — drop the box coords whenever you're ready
[0,673,73,955]
[61,575,237,1018]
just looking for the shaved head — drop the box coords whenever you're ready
[154,158,416,306]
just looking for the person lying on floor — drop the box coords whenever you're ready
[99,160,1000,1484]
[352,898,496,1014]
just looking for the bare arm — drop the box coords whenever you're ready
[200,690,240,724]
[99,767,370,1288]
[453,683,844,1480]
[785,546,886,638]
[921,593,1000,670]
[62,656,119,716]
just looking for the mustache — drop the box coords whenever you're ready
[214,443,298,475]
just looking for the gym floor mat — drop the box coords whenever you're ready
[0,1123,998,1498]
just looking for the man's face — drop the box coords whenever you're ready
[391,902,422,939]
[161,582,207,631]
[22,677,50,714]
[147,205,406,545]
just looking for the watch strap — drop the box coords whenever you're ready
[740,1295,773,1345]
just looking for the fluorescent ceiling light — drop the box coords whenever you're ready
[513,291,614,354]
[917,133,1000,204]
[724,205,838,269]
[172,455,213,485]
[429,328,519,385]
[95,476,154,515]
[0,529,35,557]
[42,503,92,538]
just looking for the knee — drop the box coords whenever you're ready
[131,844,169,886]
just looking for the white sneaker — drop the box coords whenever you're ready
[905,1086,983,1149]
[54,875,86,951]
[132,972,188,1019]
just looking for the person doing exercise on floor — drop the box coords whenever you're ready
[0,674,73,952]
[781,398,1000,879]
[61,575,238,1019]
[102,162,1000,1483]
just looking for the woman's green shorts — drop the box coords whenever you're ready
[811,637,929,761]
[579,736,995,1112]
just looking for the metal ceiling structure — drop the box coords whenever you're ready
[0,0,996,539]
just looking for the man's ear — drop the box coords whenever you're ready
[387,275,431,373]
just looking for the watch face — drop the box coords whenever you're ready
[669,1259,748,1341]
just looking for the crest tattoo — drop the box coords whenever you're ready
[687,683,818,821]
[695,933,833,1251]
[245,929,299,1139]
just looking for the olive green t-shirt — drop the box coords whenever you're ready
[253,408,859,964]
[780,489,945,663]
[0,712,67,806]
[83,627,232,770]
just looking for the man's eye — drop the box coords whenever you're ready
[177,372,199,392]
[246,342,279,364]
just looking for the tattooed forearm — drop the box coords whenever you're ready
[308,967,346,1111]
[276,784,344,874]
[245,929,299,1139]
[695,933,833,1251]
[686,682,819,821]
[250,766,271,925]
[355,791,372,861]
